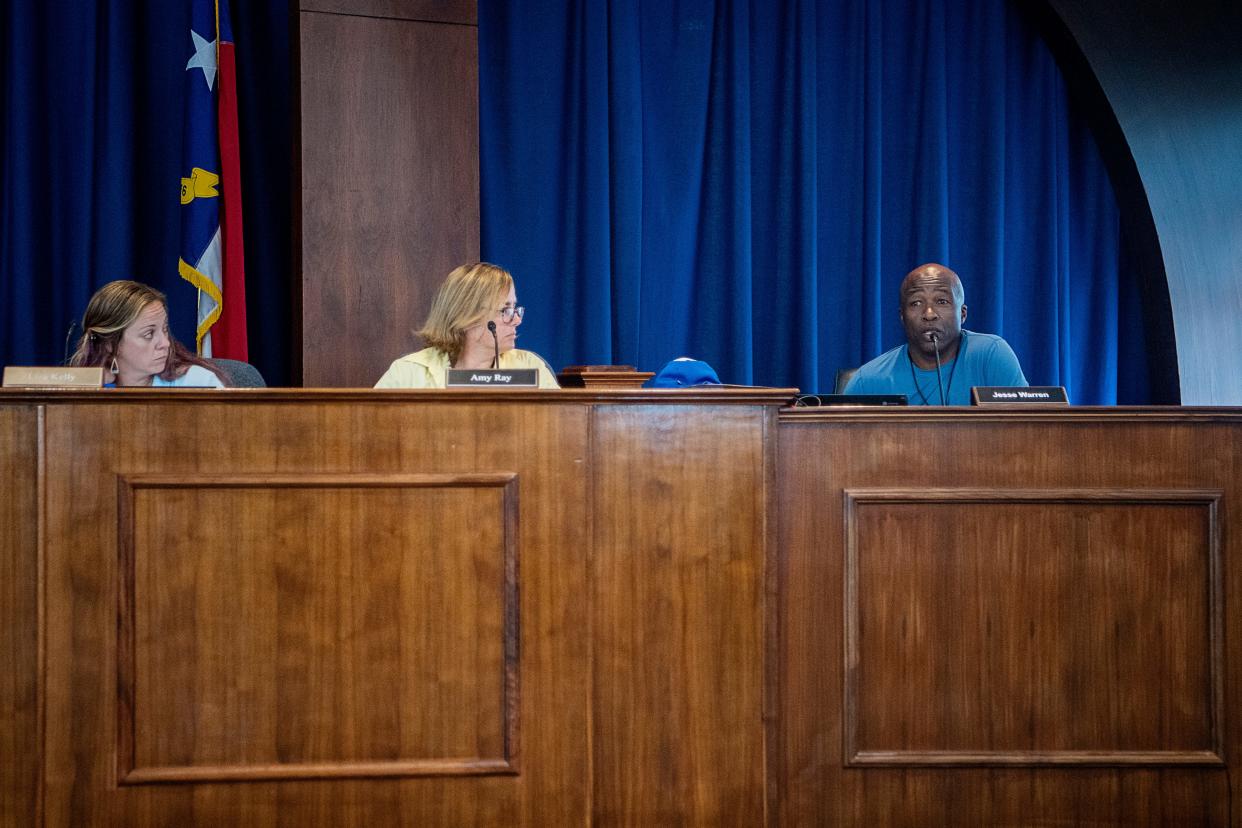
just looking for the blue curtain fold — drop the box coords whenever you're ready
[2,2,189,365]
[480,0,1147,403]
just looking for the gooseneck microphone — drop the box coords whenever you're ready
[487,321,499,369]
[63,319,80,365]
[931,333,946,405]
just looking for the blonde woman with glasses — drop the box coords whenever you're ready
[374,262,559,388]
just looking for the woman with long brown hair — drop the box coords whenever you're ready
[69,280,228,387]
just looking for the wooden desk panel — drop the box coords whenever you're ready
[590,405,771,824]
[40,400,589,826]
[4,396,1241,825]
[778,410,1239,826]
[0,389,786,826]
[846,492,1220,764]
[119,474,519,783]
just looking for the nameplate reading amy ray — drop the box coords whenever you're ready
[446,368,539,388]
[971,386,1068,405]
[3,366,105,388]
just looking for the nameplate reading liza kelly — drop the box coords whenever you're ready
[3,366,105,388]
[445,368,539,388]
[971,386,1069,405]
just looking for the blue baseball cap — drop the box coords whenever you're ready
[648,357,721,388]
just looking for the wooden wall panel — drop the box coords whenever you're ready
[846,492,1220,765]
[0,406,39,827]
[777,412,1237,825]
[298,5,479,387]
[590,405,772,825]
[301,0,476,23]
[119,474,518,783]
[39,400,588,826]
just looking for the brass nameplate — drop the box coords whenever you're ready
[3,366,106,388]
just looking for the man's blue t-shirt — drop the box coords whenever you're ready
[843,330,1027,405]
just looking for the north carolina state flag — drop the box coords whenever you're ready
[178,0,247,359]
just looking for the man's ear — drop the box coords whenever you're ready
[960,304,968,324]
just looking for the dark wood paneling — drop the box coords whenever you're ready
[777,412,1238,825]
[6,396,1241,824]
[117,473,518,783]
[0,406,39,827]
[846,491,1220,765]
[298,8,479,387]
[302,0,476,25]
[590,405,769,824]
[40,400,587,826]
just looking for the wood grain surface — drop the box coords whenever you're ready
[777,413,1238,825]
[845,490,1220,765]
[40,400,588,825]
[117,473,519,783]
[301,0,476,25]
[0,406,40,827]
[3,397,1241,824]
[298,6,479,387]
[589,405,772,825]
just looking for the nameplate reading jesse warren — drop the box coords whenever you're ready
[971,386,1069,405]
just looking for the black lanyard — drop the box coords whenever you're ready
[907,331,966,405]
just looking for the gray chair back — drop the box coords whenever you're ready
[208,358,267,388]
[834,367,858,394]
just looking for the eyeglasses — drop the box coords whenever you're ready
[498,305,525,323]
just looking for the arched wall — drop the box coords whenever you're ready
[1043,0,1242,404]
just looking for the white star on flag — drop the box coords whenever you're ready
[186,29,217,91]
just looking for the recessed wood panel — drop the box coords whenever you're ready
[116,473,518,783]
[845,489,1222,766]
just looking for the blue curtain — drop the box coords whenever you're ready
[0,0,291,384]
[479,0,1151,403]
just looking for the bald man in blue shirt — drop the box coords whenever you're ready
[844,263,1027,405]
